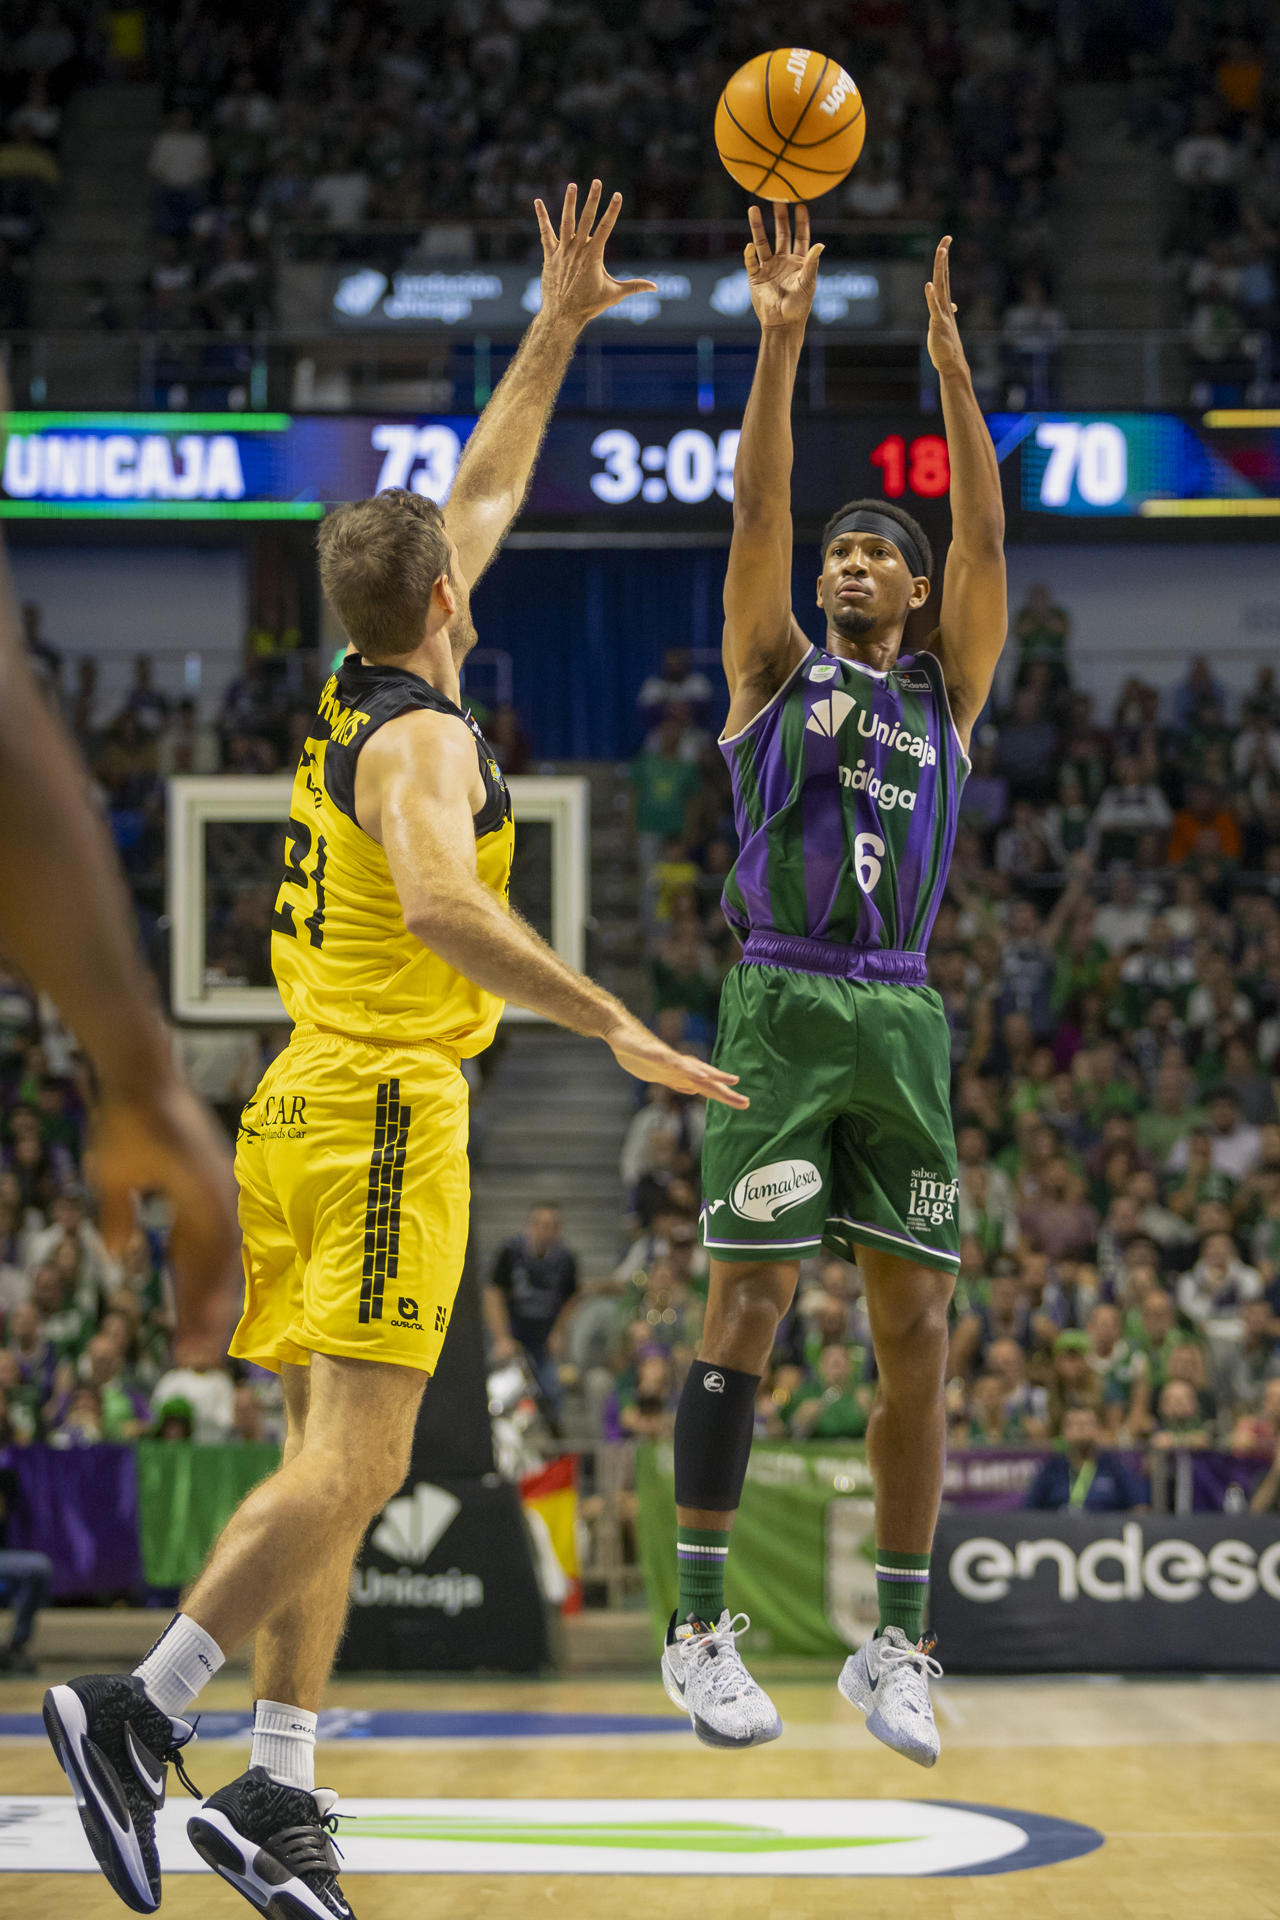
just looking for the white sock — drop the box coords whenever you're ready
[133,1614,225,1719]
[250,1698,317,1792]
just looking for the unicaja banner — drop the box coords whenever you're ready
[931,1513,1280,1672]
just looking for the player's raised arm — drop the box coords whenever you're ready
[356,708,748,1110]
[927,236,1008,750]
[722,202,823,725]
[444,180,656,586]
[0,422,239,1364]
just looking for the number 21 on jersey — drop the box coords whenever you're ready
[272,815,328,948]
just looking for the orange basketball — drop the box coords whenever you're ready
[714,48,866,202]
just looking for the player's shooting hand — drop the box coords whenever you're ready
[603,1016,749,1110]
[745,201,823,331]
[90,1075,242,1369]
[534,180,657,329]
[925,235,968,377]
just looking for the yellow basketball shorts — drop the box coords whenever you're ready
[231,1025,470,1376]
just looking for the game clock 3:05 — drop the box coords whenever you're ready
[589,428,741,505]
[586,426,955,510]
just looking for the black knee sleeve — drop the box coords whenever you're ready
[673,1360,759,1512]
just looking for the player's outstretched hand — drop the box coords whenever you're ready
[603,1015,749,1110]
[91,1076,242,1369]
[745,201,823,331]
[534,179,657,329]
[925,235,968,376]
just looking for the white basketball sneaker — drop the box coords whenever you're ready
[661,1610,782,1749]
[838,1625,943,1767]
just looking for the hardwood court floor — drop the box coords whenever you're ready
[1,1669,1276,1919]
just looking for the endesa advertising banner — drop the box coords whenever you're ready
[931,1513,1280,1673]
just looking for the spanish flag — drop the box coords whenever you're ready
[520,1454,581,1615]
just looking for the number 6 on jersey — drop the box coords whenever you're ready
[854,831,886,895]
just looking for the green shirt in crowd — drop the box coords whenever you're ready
[630,753,701,838]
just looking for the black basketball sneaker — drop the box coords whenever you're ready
[187,1766,354,1919]
[43,1674,200,1913]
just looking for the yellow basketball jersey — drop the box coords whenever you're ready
[270,658,514,1055]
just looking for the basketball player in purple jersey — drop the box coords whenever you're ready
[662,207,1007,1760]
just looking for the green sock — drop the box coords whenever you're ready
[676,1525,732,1622]
[875,1547,930,1641]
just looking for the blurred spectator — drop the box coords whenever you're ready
[486,1203,579,1423]
[1166,1088,1261,1181]
[1215,1299,1280,1418]
[959,732,1009,832]
[994,687,1059,800]
[149,1362,235,1444]
[1001,276,1066,404]
[1090,760,1173,866]
[637,647,712,723]
[630,713,702,875]
[155,697,221,777]
[148,107,213,234]
[0,1466,52,1672]
[1176,1229,1262,1337]
[611,1349,677,1440]
[118,654,170,736]
[1024,1405,1144,1510]
[1013,583,1070,686]
[1151,1377,1212,1450]
[1168,782,1243,867]
[1093,870,1154,957]
[153,1396,195,1441]
[787,1343,870,1442]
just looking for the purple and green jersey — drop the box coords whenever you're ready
[720,645,969,957]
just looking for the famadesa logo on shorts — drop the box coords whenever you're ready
[731,1159,822,1223]
[907,1167,958,1228]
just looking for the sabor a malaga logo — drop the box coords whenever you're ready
[907,1168,958,1228]
[730,1159,822,1223]
[0,1795,1104,1878]
[951,1522,1280,1604]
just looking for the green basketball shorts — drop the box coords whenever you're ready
[699,960,960,1273]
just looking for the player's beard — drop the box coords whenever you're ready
[449,603,478,662]
[830,601,876,638]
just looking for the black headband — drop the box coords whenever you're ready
[823,510,928,580]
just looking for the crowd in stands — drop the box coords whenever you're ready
[506,592,1280,1508]
[1116,2,1280,401]
[0,0,107,328]
[0,1011,283,1452]
[13,0,1276,421]
[3,0,1075,335]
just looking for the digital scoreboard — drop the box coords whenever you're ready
[4,410,1280,528]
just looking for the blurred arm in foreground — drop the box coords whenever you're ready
[0,381,240,1363]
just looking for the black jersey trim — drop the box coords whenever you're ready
[317,659,511,836]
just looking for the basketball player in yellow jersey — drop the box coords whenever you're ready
[46,181,746,1920]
